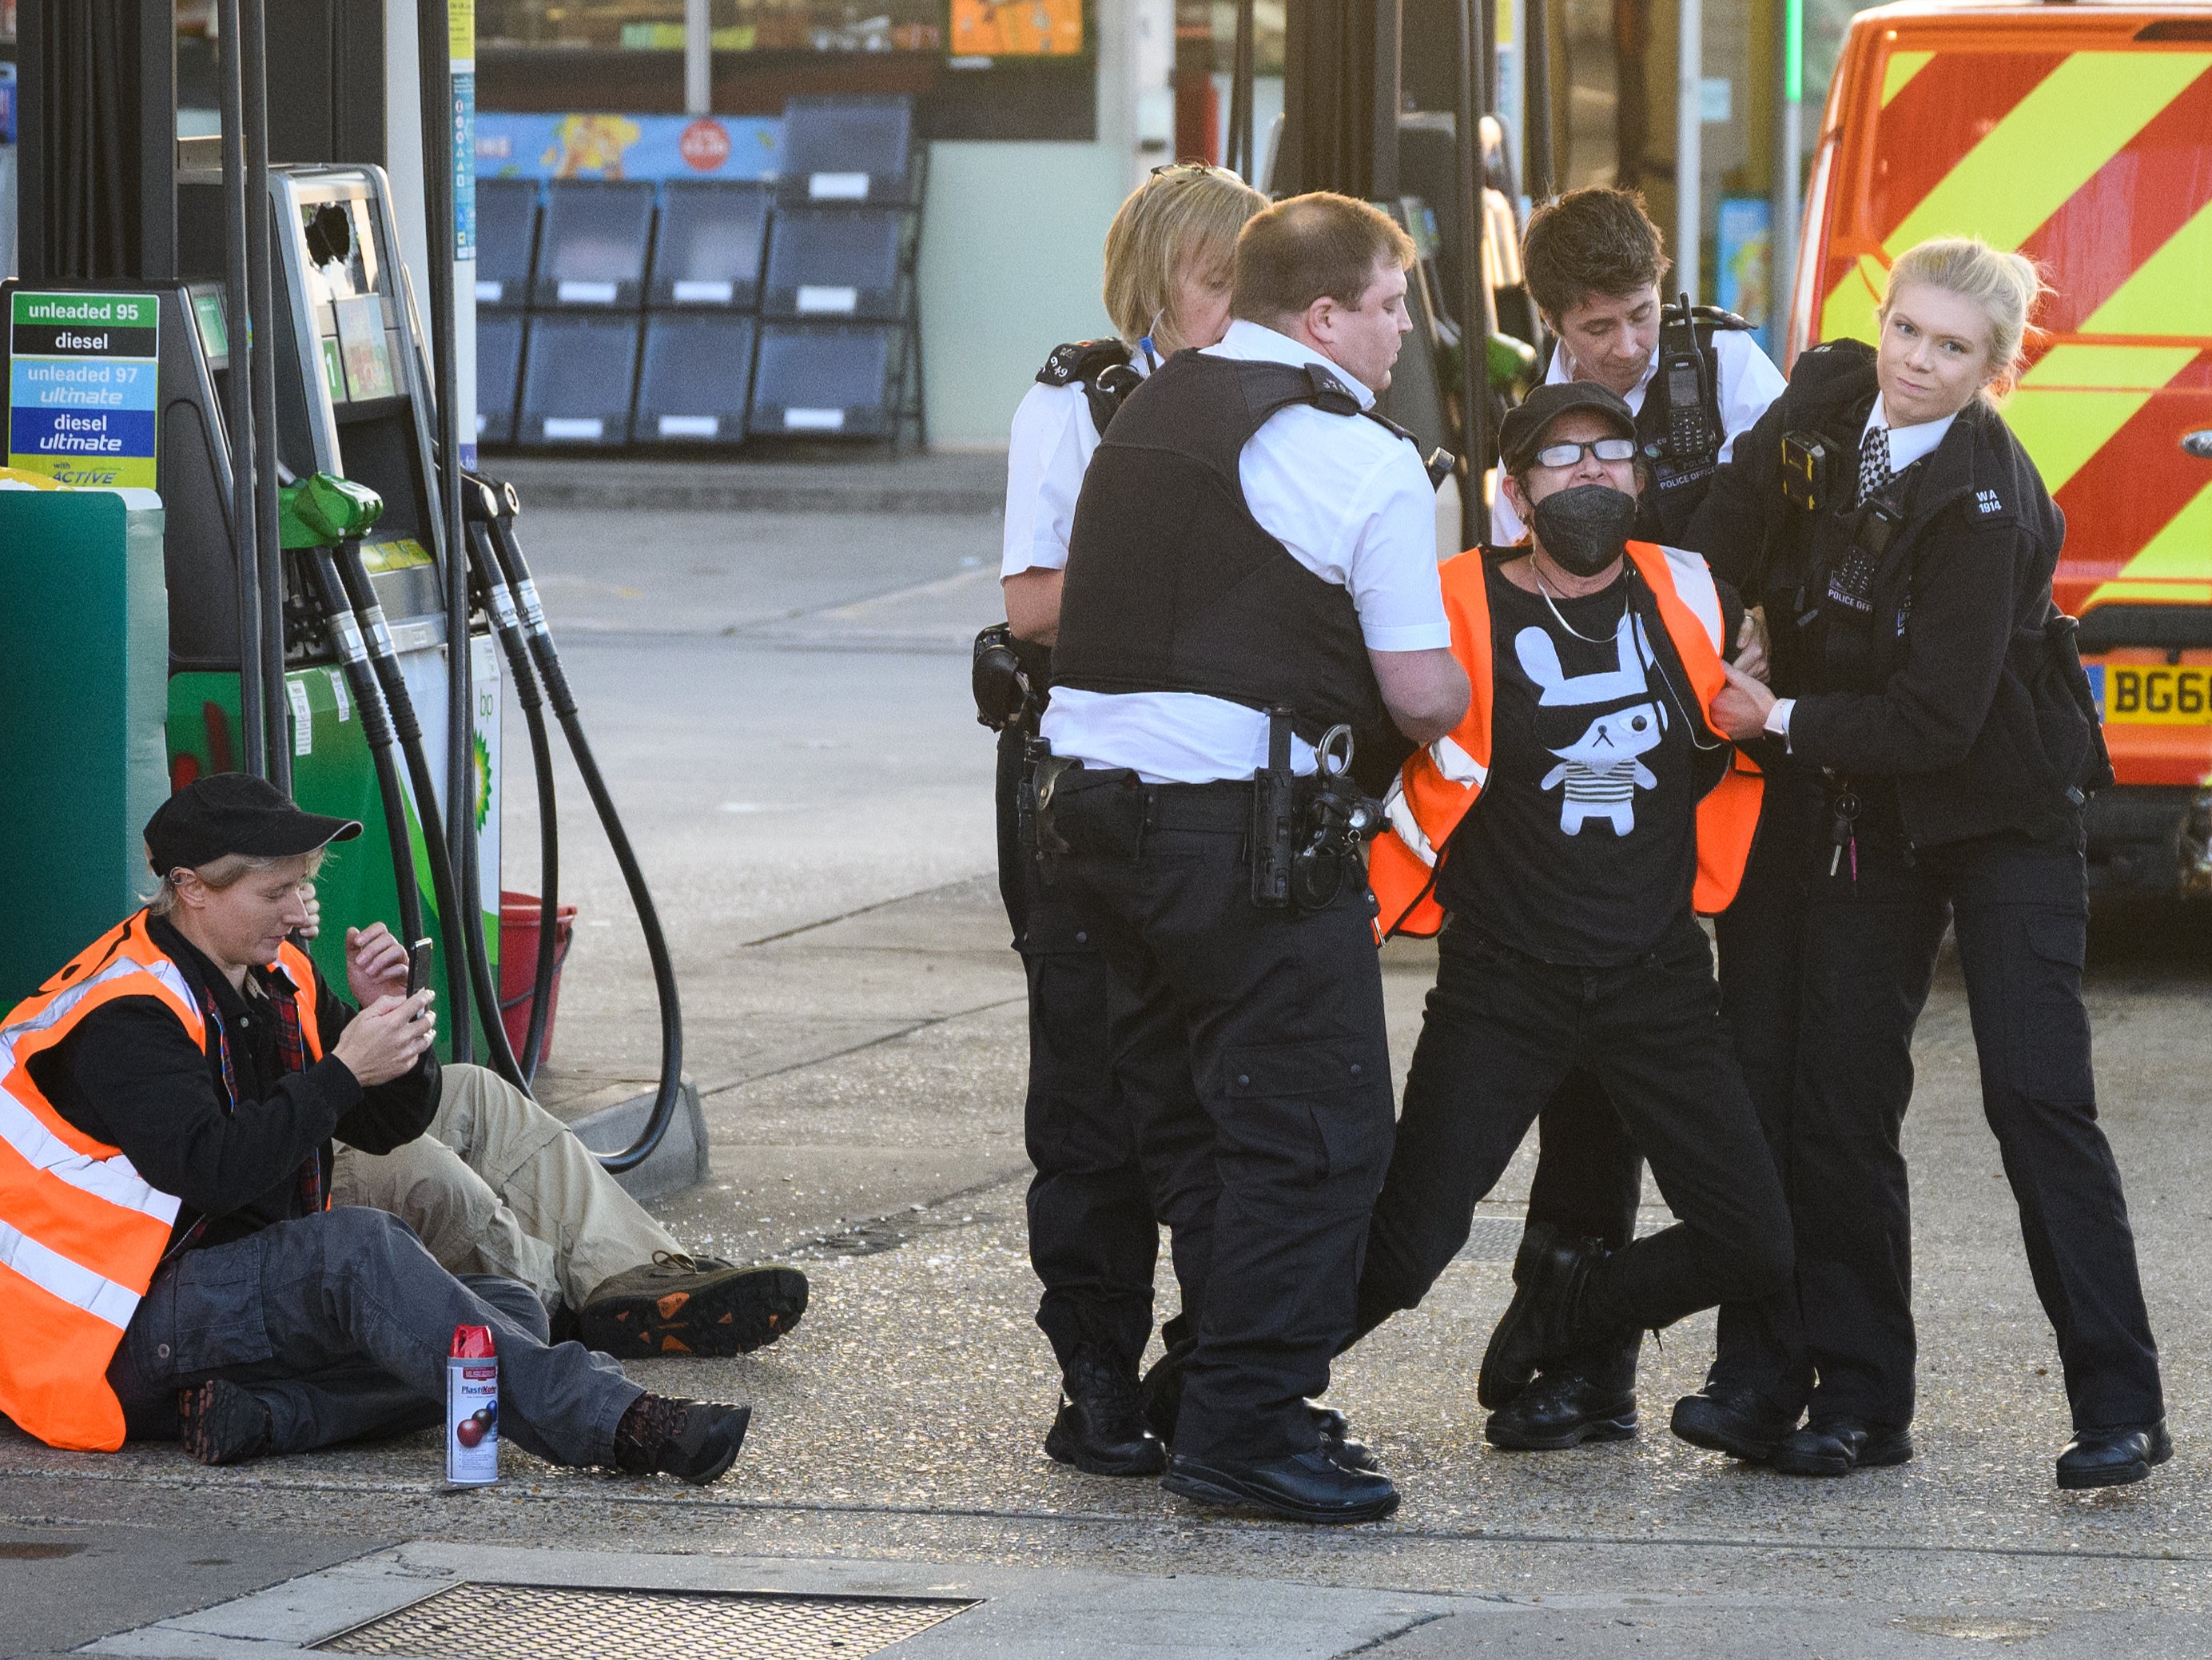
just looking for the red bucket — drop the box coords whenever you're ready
[499,890,578,1062]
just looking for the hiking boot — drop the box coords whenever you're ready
[177,1379,273,1467]
[612,1393,752,1485]
[579,1255,809,1359]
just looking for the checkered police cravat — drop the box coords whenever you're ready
[1858,423,1894,505]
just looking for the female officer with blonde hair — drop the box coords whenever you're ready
[1681,237,2169,1490]
[981,162,1266,1479]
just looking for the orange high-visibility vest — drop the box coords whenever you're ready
[1370,541,1766,941]
[0,912,324,1452]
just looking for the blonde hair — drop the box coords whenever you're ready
[145,847,324,918]
[1878,237,2046,396]
[1102,164,1268,355]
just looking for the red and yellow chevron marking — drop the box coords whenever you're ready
[1813,30,2212,630]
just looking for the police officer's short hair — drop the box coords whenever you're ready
[1101,164,1269,356]
[1231,193,1417,327]
[1522,187,1668,323]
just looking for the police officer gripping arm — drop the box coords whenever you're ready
[1039,193,1469,1525]
[974,163,1266,1479]
[1697,238,2168,1491]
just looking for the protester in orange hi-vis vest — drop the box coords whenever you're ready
[1335,380,1790,1451]
[0,773,746,1483]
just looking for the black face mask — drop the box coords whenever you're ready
[1531,484,1637,579]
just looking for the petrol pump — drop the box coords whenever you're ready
[4,4,685,1169]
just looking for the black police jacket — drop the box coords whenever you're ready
[1685,339,2093,849]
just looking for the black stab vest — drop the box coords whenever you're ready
[1053,350,1404,784]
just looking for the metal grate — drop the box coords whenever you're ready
[315,1583,978,1660]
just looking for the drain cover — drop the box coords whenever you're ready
[315,1583,978,1660]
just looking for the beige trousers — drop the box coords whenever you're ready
[332,1063,682,1314]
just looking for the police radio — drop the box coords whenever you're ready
[1826,496,1904,618]
[1657,293,1718,462]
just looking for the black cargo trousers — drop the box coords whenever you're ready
[1045,766,1395,1463]
[1510,763,1826,1409]
[996,721,1162,1377]
[1734,818,2164,1434]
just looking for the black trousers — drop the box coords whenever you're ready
[1048,772,1395,1463]
[1734,823,2165,1431]
[997,725,1160,1375]
[1355,920,1794,1342]
[1518,768,1826,1402]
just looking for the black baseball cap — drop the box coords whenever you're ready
[145,773,363,877]
[1497,381,1638,476]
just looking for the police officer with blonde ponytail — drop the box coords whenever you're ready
[1694,237,2169,1489]
[974,162,1265,1479]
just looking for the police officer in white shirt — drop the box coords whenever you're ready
[1039,193,1469,1525]
[1490,187,1786,547]
[973,163,1265,1483]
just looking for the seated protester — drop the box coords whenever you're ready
[0,774,746,1483]
[1346,382,1793,1440]
[300,890,810,1360]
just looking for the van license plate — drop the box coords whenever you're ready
[2099,664,2212,724]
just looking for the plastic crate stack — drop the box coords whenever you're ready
[474,94,925,452]
[754,95,926,446]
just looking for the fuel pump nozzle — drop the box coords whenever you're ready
[280,475,425,956]
[459,473,562,1079]
[299,477,532,1091]
[465,471,686,1176]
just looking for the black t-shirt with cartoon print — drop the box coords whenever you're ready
[1436,561,1701,967]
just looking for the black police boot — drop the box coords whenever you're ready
[1311,1405,1382,1472]
[1485,1340,1640,1452]
[1771,1417,1914,1478]
[2056,1421,2171,1491]
[1669,1385,1800,1463]
[1164,1448,1399,1525]
[1045,1348,1168,1477]
[1479,1222,1596,1410]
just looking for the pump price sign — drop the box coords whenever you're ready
[7,292,161,490]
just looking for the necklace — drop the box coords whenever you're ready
[1530,560,1621,643]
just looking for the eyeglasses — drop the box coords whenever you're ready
[1531,436,1638,469]
[1149,161,1220,178]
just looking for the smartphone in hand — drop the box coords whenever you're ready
[405,937,435,1000]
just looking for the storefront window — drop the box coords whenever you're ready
[479,1,945,55]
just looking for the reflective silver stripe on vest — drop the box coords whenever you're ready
[0,1215,142,1330]
[0,955,192,1225]
[1657,546,1725,649]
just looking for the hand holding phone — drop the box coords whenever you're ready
[405,937,435,999]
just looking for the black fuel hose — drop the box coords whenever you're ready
[303,544,425,950]
[460,479,561,1080]
[328,546,532,1093]
[480,477,684,1175]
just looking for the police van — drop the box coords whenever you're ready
[1788,0,2212,894]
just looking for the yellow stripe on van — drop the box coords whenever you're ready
[2092,483,2212,607]
[2079,199,2212,342]
[1882,51,1934,105]
[2007,344,2202,493]
[1819,253,1888,347]
[1885,53,2212,257]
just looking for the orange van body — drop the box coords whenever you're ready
[1788,2,2212,892]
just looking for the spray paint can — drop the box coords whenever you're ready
[447,1324,499,1485]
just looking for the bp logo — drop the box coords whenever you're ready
[471,730,493,834]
